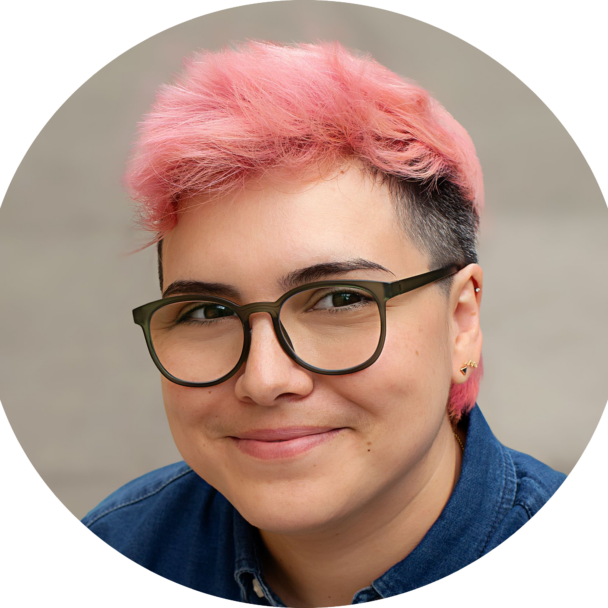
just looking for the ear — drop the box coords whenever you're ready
[449,264,483,385]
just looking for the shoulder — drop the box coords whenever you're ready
[506,446,567,518]
[82,461,197,528]
[82,461,234,559]
[485,446,566,553]
[81,463,241,597]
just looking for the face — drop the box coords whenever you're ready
[160,164,468,534]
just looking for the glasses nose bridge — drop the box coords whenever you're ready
[241,301,281,323]
[241,302,294,358]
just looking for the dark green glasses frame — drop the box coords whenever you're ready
[132,264,462,388]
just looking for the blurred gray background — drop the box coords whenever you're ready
[0,1,606,520]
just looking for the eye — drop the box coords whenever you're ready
[312,290,371,311]
[179,303,236,323]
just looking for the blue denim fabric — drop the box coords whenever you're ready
[82,405,566,604]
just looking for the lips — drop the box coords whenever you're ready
[234,426,338,441]
[230,427,346,463]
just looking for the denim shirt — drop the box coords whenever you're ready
[82,405,566,604]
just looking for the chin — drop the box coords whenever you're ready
[238,495,346,535]
[220,473,357,534]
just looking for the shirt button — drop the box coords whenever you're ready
[252,577,265,598]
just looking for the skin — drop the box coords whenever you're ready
[160,162,483,607]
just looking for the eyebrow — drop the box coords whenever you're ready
[162,258,395,299]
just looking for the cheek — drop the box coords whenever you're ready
[161,379,245,494]
[160,379,229,453]
[387,322,451,395]
[161,381,204,464]
[162,380,204,426]
[326,305,452,443]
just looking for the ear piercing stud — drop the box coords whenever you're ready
[460,360,478,376]
[474,287,481,293]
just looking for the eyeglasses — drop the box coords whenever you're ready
[132,264,462,387]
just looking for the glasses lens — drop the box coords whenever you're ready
[150,300,243,384]
[280,285,381,371]
[147,288,382,382]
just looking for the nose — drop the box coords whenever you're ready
[249,312,293,350]
[234,312,314,406]
[247,312,287,360]
[280,321,294,350]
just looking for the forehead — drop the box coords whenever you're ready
[162,164,423,296]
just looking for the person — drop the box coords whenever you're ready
[82,41,566,606]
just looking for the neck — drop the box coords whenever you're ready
[259,415,463,607]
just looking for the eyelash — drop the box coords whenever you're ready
[175,288,373,327]
[175,304,236,325]
[307,289,373,312]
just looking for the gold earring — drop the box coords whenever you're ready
[459,360,478,376]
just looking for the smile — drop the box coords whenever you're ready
[230,427,345,460]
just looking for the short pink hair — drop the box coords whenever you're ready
[125,40,484,420]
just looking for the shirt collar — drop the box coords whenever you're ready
[233,507,285,606]
[369,404,517,598]
[232,404,517,603]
